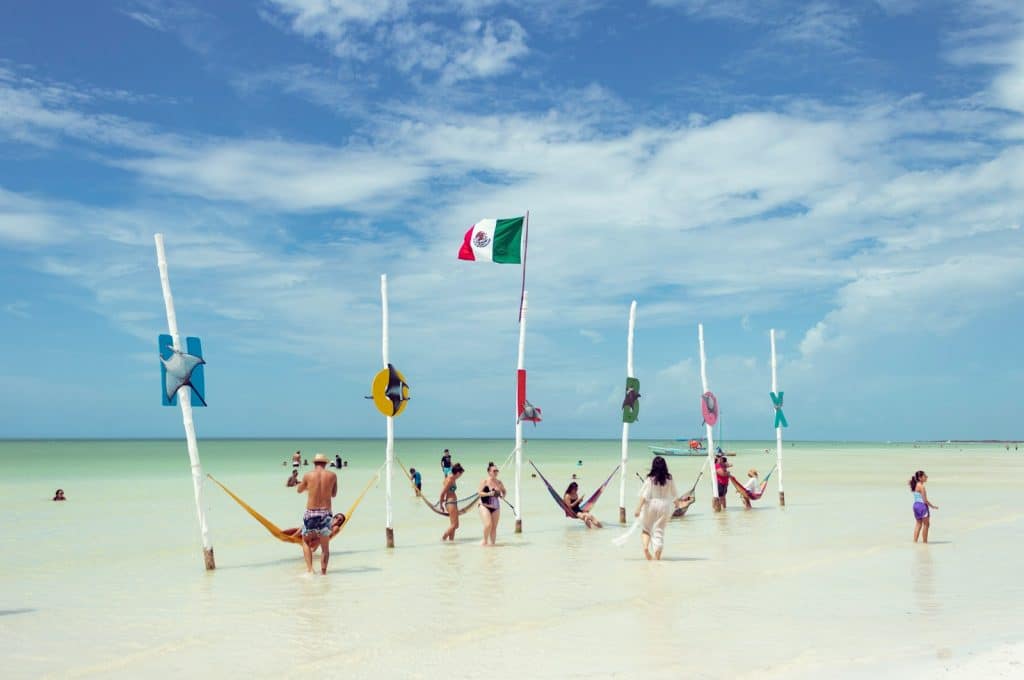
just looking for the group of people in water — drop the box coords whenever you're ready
[278,444,942,573]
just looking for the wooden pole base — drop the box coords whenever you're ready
[203,547,216,570]
[619,507,626,524]
[779,491,786,507]
[385,527,395,548]
[514,519,522,534]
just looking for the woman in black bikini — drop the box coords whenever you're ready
[563,481,603,528]
[477,462,506,546]
[440,463,465,541]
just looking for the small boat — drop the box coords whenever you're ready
[648,445,706,457]
[648,445,736,457]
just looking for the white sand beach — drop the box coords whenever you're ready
[1,439,1022,679]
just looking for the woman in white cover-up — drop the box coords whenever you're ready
[634,456,679,561]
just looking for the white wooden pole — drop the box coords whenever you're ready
[771,329,785,506]
[154,233,214,570]
[698,323,718,511]
[514,291,527,534]
[382,274,395,547]
[619,300,637,524]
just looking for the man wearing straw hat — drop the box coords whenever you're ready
[297,453,338,574]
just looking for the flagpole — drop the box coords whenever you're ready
[514,290,527,534]
[154,233,215,570]
[771,329,785,507]
[619,300,637,524]
[518,211,529,322]
[381,274,395,548]
[698,323,718,512]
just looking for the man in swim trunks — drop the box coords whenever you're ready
[441,449,452,477]
[410,467,422,496]
[292,450,301,468]
[297,453,338,574]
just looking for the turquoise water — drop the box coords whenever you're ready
[1,439,1022,678]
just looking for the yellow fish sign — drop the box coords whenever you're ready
[369,363,410,417]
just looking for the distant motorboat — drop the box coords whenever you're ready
[648,444,735,457]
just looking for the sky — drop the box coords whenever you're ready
[1,0,1022,441]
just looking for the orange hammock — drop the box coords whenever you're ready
[207,472,378,544]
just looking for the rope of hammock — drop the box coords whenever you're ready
[207,467,381,544]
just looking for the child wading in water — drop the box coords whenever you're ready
[909,470,939,543]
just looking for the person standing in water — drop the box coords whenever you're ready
[477,462,506,546]
[634,456,679,560]
[440,463,464,542]
[410,467,422,496]
[285,469,299,487]
[909,470,938,543]
[714,453,731,510]
[291,450,301,468]
[296,453,338,574]
[441,449,452,477]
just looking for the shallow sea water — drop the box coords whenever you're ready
[1,439,1022,679]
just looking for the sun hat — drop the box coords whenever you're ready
[313,453,329,464]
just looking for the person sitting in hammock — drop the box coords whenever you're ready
[281,513,347,573]
[737,468,760,509]
[563,481,603,529]
[744,469,760,495]
[281,512,346,547]
[672,492,695,518]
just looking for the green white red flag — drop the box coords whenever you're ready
[457,217,525,263]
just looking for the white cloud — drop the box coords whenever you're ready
[3,301,30,318]
[122,10,165,30]
[262,0,531,83]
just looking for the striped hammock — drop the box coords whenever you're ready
[728,465,777,502]
[530,460,619,519]
[394,457,480,516]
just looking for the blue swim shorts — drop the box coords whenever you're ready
[302,508,333,536]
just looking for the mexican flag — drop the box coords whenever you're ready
[458,217,524,263]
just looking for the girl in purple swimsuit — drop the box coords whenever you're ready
[909,470,939,543]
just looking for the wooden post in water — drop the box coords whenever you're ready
[771,329,786,507]
[382,274,395,548]
[698,324,719,512]
[154,233,215,570]
[619,300,637,525]
[514,291,528,534]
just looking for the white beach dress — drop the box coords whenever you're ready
[638,477,679,551]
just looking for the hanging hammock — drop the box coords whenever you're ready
[207,470,379,544]
[728,465,777,502]
[672,466,705,518]
[636,462,705,518]
[530,460,619,519]
[394,457,480,516]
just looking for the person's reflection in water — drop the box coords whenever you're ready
[913,548,940,617]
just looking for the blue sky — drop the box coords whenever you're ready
[1,0,1022,440]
